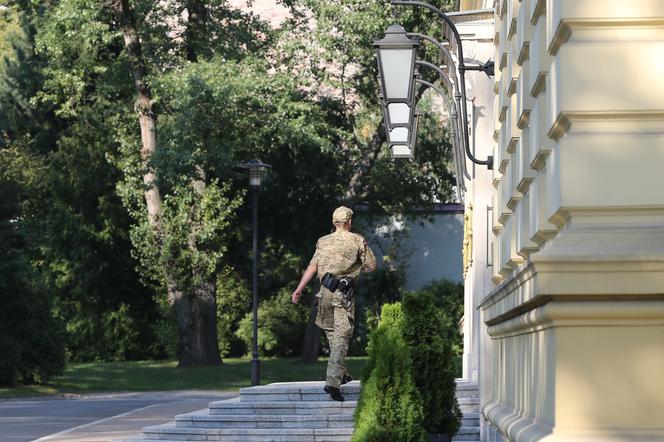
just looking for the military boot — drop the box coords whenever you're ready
[324,385,345,402]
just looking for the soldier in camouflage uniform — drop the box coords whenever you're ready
[292,206,376,401]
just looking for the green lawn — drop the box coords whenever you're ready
[0,357,368,399]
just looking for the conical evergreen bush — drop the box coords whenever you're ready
[352,303,425,442]
[402,290,462,436]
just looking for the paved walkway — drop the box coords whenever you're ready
[0,390,236,442]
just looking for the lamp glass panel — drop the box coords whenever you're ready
[391,145,412,157]
[380,49,414,100]
[388,127,409,144]
[387,103,410,126]
[249,168,264,186]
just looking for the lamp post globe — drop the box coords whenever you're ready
[238,159,271,386]
[239,158,271,188]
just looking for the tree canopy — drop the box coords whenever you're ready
[0,0,459,383]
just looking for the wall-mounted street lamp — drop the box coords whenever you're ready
[375,0,495,170]
[238,158,271,387]
[374,25,420,159]
[376,26,469,188]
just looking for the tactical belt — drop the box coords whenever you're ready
[321,272,354,294]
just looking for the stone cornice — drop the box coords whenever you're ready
[548,111,664,141]
[487,299,664,338]
[479,256,664,328]
[549,17,664,55]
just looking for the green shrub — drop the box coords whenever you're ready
[417,279,464,375]
[0,253,65,385]
[62,301,160,363]
[353,303,425,442]
[151,304,180,360]
[0,168,64,385]
[418,279,464,319]
[217,266,250,357]
[350,266,406,357]
[236,288,308,357]
[402,290,462,436]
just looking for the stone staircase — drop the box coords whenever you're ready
[118,380,480,442]
[454,380,481,442]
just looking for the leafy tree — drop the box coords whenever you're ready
[28,0,283,366]
[1,4,162,370]
[281,0,458,207]
[216,266,251,357]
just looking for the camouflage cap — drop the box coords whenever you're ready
[332,206,353,224]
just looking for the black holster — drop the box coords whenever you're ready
[321,272,354,301]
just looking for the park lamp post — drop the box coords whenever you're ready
[374,25,420,159]
[238,158,271,387]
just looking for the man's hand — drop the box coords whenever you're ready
[292,263,317,305]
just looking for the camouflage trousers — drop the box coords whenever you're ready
[315,287,354,389]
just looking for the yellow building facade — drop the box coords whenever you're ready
[456,0,664,440]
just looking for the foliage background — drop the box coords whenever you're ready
[0,0,461,385]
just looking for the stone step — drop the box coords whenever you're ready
[452,425,481,441]
[138,423,478,442]
[456,396,479,406]
[208,398,357,416]
[141,423,354,441]
[456,395,480,414]
[174,412,354,429]
[454,381,479,398]
[459,406,480,415]
[239,381,361,402]
[460,411,480,427]
[116,381,481,442]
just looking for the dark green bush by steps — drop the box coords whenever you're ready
[236,288,309,357]
[352,303,426,442]
[402,290,462,436]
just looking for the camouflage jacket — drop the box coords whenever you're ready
[309,230,376,280]
[310,230,376,330]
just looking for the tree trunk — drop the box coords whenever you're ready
[171,278,222,367]
[183,165,223,367]
[182,4,222,366]
[111,0,221,367]
[184,0,208,62]
[110,0,161,227]
[300,294,320,363]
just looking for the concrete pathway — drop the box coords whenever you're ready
[0,390,236,442]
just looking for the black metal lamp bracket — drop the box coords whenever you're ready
[462,60,495,77]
